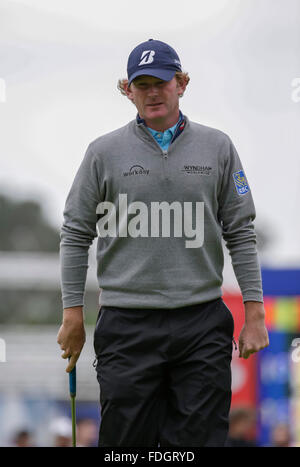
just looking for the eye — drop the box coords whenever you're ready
[135,82,147,88]
[154,80,165,86]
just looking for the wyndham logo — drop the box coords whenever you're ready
[123,165,150,177]
[233,170,250,195]
[181,165,212,175]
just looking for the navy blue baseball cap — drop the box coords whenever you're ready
[127,39,182,86]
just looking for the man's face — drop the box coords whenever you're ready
[126,75,184,127]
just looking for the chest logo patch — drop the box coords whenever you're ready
[233,170,250,195]
[123,165,150,177]
[181,165,212,175]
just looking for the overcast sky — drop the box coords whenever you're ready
[0,0,299,266]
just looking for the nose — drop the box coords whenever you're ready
[147,85,159,96]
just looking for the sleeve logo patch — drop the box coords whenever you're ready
[233,170,250,195]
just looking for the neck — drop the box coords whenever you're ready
[143,110,180,132]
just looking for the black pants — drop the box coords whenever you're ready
[93,297,234,447]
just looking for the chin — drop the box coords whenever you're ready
[145,108,167,120]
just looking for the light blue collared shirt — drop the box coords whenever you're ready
[147,119,180,152]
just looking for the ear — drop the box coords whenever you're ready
[176,77,187,97]
[123,80,134,102]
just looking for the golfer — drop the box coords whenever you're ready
[57,39,269,447]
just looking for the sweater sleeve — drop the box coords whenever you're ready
[60,145,101,309]
[218,137,263,303]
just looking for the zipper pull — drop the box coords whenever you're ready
[93,357,97,368]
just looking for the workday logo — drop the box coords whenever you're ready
[139,50,155,66]
[96,193,204,248]
[0,338,6,362]
[123,165,150,177]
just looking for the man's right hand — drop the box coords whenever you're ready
[57,306,86,373]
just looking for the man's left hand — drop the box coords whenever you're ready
[238,301,269,359]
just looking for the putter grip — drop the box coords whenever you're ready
[69,366,76,397]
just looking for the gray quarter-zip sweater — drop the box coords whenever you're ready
[60,115,263,309]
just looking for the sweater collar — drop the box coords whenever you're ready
[136,111,186,144]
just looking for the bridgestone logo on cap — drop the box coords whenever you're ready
[138,50,156,66]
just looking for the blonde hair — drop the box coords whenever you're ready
[117,71,190,98]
